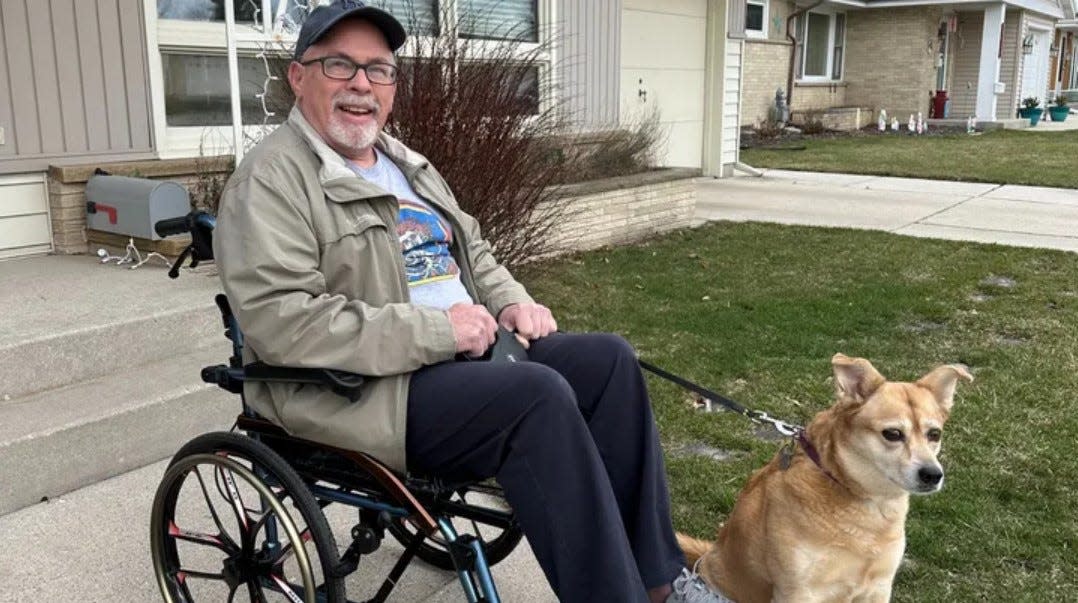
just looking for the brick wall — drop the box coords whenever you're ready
[844,7,945,119]
[792,83,847,111]
[742,40,793,126]
[544,170,698,254]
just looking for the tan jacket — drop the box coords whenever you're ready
[213,107,533,471]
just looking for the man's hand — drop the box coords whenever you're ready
[498,303,557,348]
[447,303,498,357]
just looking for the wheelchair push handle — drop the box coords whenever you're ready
[153,210,216,279]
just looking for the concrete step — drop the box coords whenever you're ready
[0,255,223,400]
[0,345,238,515]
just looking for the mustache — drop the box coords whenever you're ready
[333,94,380,113]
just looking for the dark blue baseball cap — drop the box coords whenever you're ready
[293,1,407,61]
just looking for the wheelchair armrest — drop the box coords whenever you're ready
[242,362,366,402]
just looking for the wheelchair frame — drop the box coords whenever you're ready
[149,213,521,603]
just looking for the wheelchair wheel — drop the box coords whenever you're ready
[150,432,345,602]
[386,483,524,571]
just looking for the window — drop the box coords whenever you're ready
[745,1,767,39]
[459,0,537,42]
[795,10,846,81]
[152,0,545,156]
[162,53,290,126]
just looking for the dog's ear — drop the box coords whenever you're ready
[916,364,973,413]
[831,353,886,403]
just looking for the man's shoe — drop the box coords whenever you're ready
[665,566,735,603]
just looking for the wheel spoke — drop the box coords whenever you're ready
[168,520,239,555]
[247,579,269,603]
[215,461,257,541]
[267,573,306,603]
[175,567,227,582]
[192,466,241,552]
[268,527,313,569]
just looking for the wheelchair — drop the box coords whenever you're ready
[148,212,522,602]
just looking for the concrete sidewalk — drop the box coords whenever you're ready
[696,169,1078,253]
[0,458,556,602]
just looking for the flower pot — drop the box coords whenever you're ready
[1027,108,1044,126]
[1018,107,1033,119]
[1048,106,1070,122]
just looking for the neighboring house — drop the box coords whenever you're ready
[1051,0,1077,97]
[738,0,1067,129]
[0,0,745,261]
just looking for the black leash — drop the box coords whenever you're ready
[637,359,803,437]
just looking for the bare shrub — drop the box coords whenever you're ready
[753,118,784,140]
[559,108,665,183]
[386,5,577,268]
[799,110,828,135]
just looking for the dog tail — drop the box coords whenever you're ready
[676,532,714,565]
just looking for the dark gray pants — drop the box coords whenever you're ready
[406,332,685,602]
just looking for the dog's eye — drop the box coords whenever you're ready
[926,428,942,442]
[881,428,905,442]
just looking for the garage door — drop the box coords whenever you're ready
[0,173,52,260]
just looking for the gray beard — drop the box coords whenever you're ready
[326,115,379,158]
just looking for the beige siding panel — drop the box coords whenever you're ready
[50,0,89,153]
[997,12,1021,119]
[26,2,64,154]
[2,1,42,156]
[0,0,151,174]
[97,0,129,150]
[559,0,621,128]
[119,1,152,149]
[75,1,111,153]
[0,4,13,161]
[950,12,983,120]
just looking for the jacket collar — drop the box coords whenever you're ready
[287,106,430,203]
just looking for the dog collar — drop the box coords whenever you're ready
[796,432,843,486]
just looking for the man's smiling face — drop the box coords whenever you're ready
[288,18,397,162]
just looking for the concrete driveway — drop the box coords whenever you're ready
[696,169,1078,253]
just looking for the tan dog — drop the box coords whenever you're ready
[678,354,972,603]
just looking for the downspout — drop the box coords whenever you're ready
[786,1,826,109]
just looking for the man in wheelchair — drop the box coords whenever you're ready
[212,2,725,602]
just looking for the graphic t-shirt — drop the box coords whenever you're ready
[348,150,473,310]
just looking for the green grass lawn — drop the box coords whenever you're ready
[521,222,1078,602]
[741,129,1078,189]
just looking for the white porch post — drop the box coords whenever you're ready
[703,0,731,177]
[976,3,1006,121]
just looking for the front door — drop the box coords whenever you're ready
[1021,28,1051,104]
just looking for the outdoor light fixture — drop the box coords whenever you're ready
[1022,34,1035,55]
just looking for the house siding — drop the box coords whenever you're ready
[845,7,943,119]
[949,11,984,119]
[558,0,622,129]
[997,11,1022,119]
[0,0,155,175]
[723,38,742,166]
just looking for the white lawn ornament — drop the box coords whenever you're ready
[917,112,925,134]
[908,114,916,132]
[891,117,900,131]
[878,109,888,132]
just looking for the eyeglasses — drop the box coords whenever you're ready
[299,56,399,85]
